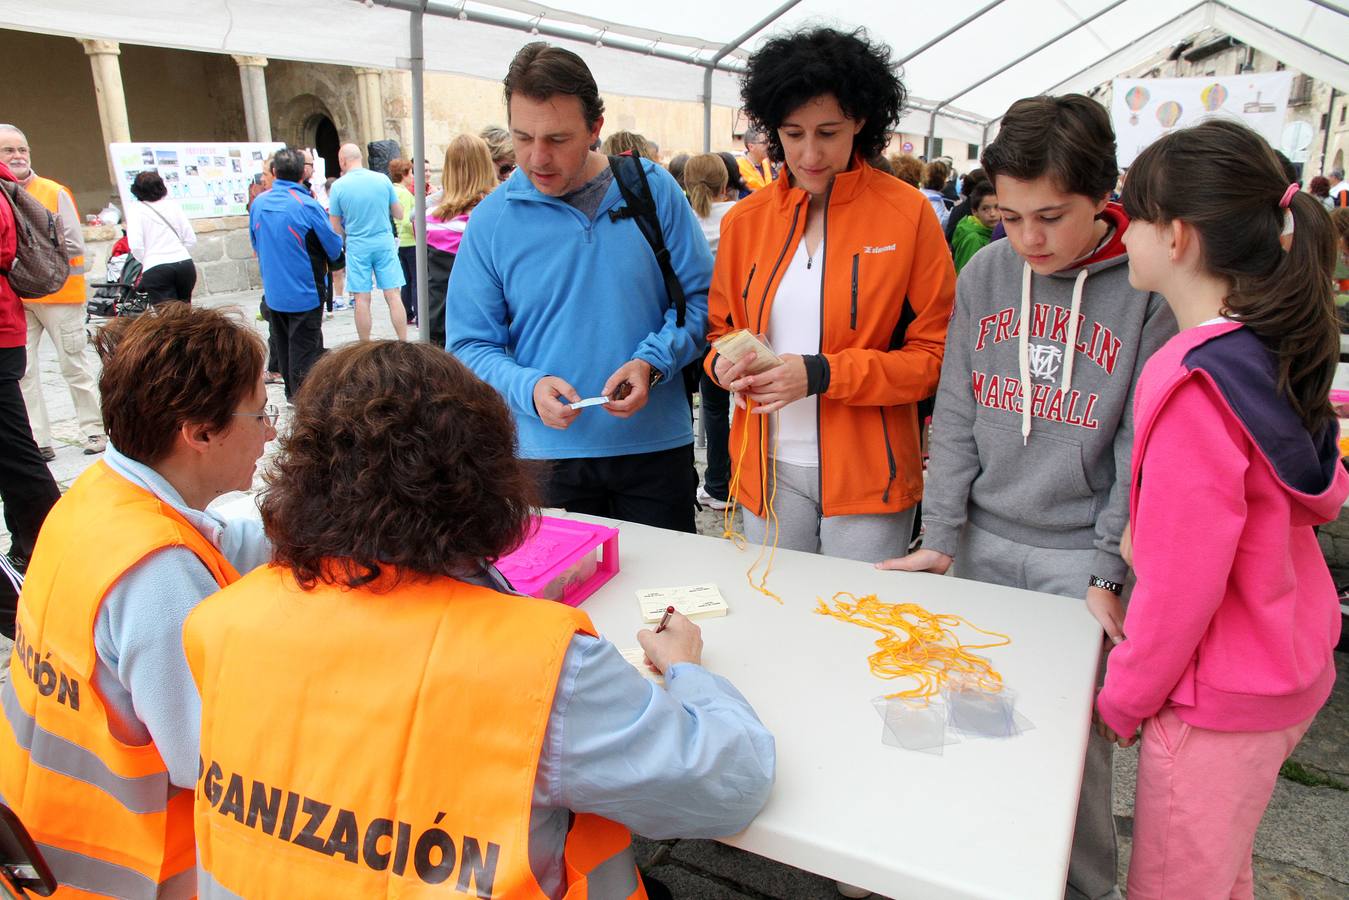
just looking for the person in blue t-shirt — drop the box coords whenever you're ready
[327,144,408,341]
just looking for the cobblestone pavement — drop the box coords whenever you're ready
[2,290,1345,898]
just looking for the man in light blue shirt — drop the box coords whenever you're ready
[327,143,408,341]
[448,44,712,533]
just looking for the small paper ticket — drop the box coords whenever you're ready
[619,648,664,685]
[568,396,610,410]
[712,330,783,375]
[636,583,729,623]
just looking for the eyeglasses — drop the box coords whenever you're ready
[233,404,280,427]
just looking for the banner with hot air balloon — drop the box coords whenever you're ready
[1111,72,1294,167]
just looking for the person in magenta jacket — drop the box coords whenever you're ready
[1095,119,1346,900]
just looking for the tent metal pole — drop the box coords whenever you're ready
[892,0,1011,69]
[702,0,804,151]
[1210,0,1349,67]
[411,1,429,342]
[1305,0,1349,17]
[372,0,745,74]
[926,0,1128,149]
[1038,2,1206,96]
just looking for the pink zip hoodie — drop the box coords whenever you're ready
[1097,320,1346,737]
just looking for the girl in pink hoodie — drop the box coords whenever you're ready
[1096,119,1347,899]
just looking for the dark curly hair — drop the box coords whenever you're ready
[739,27,905,165]
[261,341,541,590]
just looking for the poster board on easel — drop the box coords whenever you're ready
[1110,72,1293,168]
[109,141,285,219]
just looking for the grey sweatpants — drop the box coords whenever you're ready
[741,459,917,563]
[955,522,1121,900]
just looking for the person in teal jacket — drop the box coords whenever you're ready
[446,43,711,533]
[952,180,1001,273]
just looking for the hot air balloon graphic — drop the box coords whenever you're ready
[1125,85,1150,125]
[1201,82,1228,112]
[1156,100,1182,129]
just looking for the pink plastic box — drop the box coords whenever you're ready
[494,516,620,607]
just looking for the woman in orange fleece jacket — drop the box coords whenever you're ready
[706,26,956,561]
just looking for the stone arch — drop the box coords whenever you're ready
[275,92,355,178]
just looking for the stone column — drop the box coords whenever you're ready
[80,39,131,184]
[353,68,384,147]
[232,55,272,143]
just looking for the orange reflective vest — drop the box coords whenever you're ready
[21,176,85,305]
[183,563,648,900]
[0,461,240,899]
[737,156,773,192]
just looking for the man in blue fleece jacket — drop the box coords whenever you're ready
[447,43,711,532]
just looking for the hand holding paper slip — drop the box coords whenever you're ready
[568,396,610,410]
[712,330,783,375]
[637,583,729,623]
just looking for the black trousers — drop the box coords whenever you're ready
[259,297,280,373]
[698,369,731,501]
[140,258,197,302]
[0,346,60,638]
[268,307,325,401]
[543,444,698,533]
[397,245,418,324]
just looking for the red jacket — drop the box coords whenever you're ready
[0,161,23,348]
[706,160,956,516]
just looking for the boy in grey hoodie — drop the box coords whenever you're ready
[882,95,1175,900]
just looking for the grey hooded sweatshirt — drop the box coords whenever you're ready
[922,209,1176,584]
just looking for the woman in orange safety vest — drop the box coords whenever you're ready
[0,304,275,897]
[184,341,775,899]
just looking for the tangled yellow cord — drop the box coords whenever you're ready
[721,399,783,603]
[814,592,1011,701]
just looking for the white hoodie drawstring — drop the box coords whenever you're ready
[1019,262,1033,444]
[1019,264,1090,446]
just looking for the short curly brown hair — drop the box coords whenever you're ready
[93,303,265,465]
[261,341,540,590]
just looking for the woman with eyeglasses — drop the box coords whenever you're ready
[426,133,500,348]
[0,303,275,896]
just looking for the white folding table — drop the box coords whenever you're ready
[565,515,1102,900]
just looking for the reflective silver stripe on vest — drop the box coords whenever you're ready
[586,845,641,898]
[35,843,195,900]
[2,679,175,814]
[197,866,246,900]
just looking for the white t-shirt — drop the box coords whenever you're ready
[127,198,196,270]
[766,238,823,467]
[698,201,736,256]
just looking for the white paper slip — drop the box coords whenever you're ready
[569,396,610,410]
[637,583,729,623]
[619,648,664,685]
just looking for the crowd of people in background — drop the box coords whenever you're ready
[1,18,1347,900]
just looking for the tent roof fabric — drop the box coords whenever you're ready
[5,0,1346,142]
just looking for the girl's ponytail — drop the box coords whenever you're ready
[1239,189,1339,430]
[683,153,729,221]
[1123,119,1339,431]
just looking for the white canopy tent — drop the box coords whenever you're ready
[7,0,1347,336]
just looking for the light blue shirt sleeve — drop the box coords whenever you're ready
[445,197,551,419]
[631,163,712,380]
[93,547,221,790]
[534,634,775,839]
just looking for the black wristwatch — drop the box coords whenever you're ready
[1089,575,1123,595]
[647,365,664,388]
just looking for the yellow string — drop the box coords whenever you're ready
[814,591,1011,701]
[720,399,783,603]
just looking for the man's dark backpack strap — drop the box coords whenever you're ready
[606,152,687,327]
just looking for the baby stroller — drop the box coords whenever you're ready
[88,233,151,322]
